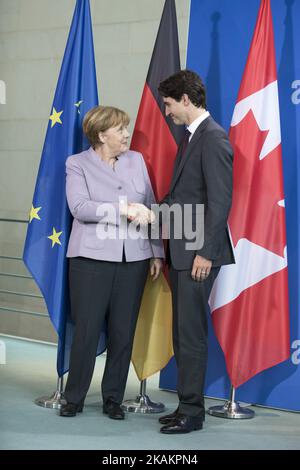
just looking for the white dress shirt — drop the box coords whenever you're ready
[187,111,210,141]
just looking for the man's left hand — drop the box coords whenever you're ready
[191,255,212,282]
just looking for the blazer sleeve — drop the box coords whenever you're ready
[66,157,121,226]
[196,129,233,261]
[139,153,165,259]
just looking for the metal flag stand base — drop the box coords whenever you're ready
[34,376,66,410]
[122,379,165,414]
[208,386,255,419]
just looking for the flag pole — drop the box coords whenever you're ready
[207,385,255,419]
[23,0,102,401]
[129,0,182,411]
[35,375,66,409]
[122,379,165,414]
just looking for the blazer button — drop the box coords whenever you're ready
[118,186,122,190]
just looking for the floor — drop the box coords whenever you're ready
[1,335,300,450]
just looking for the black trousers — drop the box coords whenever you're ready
[169,265,220,418]
[64,256,149,406]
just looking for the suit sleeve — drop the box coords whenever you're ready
[139,154,165,259]
[196,130,233,261]
[66,157,121,226]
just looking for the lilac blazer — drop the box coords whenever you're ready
[66,147,164,262]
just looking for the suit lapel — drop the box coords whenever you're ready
[170,116,211,191]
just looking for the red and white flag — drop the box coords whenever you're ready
[209,0,290,388]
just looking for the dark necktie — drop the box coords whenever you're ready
[181,129,191,156]
[173,129,191,175]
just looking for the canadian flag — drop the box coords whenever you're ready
[209,0,290,388]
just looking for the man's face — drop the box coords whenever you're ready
[162,96,187,125]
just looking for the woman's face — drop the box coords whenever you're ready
[99,124,130,155]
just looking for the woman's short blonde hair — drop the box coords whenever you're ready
[83,105,130,147]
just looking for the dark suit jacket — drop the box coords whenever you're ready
[161,116,235,270]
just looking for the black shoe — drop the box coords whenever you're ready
[60,402,83,417]
[160,414,203,434]
[158,408,179,424]
[103,399,125,420]
[159,408,205,424]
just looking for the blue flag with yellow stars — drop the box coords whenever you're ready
[23,0,106,377]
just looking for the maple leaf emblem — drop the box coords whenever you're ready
[229,109,286,257]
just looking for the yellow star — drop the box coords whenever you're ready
[49,107,63,128]
[48,227,63,248]
[29,205,41,223]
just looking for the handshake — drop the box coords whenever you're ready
[120,202,155,225]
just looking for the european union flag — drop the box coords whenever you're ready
[23,0,106,377]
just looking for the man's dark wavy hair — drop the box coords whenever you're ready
[158,69,206,109]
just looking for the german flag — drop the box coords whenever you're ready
[131,0,184,380]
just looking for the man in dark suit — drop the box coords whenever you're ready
[157,70,235,434]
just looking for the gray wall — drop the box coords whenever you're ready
[0,0,189,342]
